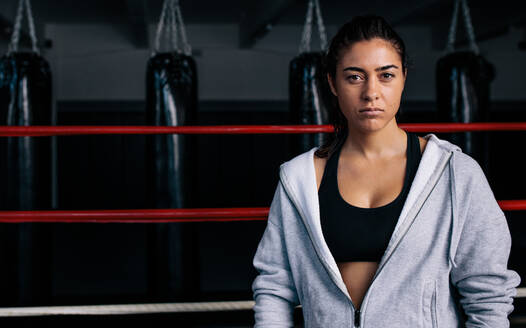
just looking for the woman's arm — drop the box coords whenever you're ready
[450,162,521,327]
[252,181,300,327]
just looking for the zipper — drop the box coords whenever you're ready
[354,309,361,327]
[357,152,453,327]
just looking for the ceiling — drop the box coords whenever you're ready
[0,0,525,49]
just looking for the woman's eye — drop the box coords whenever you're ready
[346,75,362,82]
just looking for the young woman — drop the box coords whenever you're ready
[252,15,520,327]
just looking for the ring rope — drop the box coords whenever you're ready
[0,208,269,223]
[0,300,255,317]
[3,122,526,136]
[0,201,525,223]
[1,289,526,317]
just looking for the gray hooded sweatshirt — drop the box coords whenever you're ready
[252,133,521,327]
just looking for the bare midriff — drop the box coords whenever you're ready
[337,261,378,309]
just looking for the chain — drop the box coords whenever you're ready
[313,0,327,51]
[153,0,170,55]
[8,0,40,55]
[446,0,479,54]
[460,0,479,54]
[168,0,178,52]
[174,0,191,56]
[299,0,314,53]
[299,0,327,54]
[153,0,191,56]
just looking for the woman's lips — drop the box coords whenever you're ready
[359,107,383,112]
[359,108,384,116]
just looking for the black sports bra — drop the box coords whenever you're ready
[318,132,422,262]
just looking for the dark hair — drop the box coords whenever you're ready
[315,15,411,158]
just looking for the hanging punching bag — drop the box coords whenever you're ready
[0,2,52,210]
[146,52,197,208]
[289,0,332,155]
[0,53,52,210]
[436,0,494,169]
[0,0,52,305]
[145,0,197,300]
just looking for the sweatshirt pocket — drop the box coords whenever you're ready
[422,280,438,328]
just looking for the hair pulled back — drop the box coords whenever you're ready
[315,15,410,158]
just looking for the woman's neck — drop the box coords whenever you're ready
[342,120,406,160]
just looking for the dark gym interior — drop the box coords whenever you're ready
[1,0,526,326]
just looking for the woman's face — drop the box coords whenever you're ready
[328,38,406,132]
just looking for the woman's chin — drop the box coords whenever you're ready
[351,118,389,132]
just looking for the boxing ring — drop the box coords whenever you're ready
[0,122,525,319]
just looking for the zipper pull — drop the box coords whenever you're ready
[354,309,361,327]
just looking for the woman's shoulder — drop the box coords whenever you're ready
[279,147,319,182]
[446,145,496,209]
[280,147,318,169]
[450,148,484,176]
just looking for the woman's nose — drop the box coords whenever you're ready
[362,78,379,101]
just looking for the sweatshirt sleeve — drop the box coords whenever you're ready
[450,161,521,328]
[252,180,299,327]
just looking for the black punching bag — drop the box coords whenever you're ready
[0,53,52,210]
[0,0,53,306]
[146,52,197,209]
[436,0,493,168]
[289,52,332,154]
[146,0,197,300]
[436,52,494,154]
[289,0,332,155]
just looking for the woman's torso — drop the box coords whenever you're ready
[314,131,427,309]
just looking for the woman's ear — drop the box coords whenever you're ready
[327,73,338,97]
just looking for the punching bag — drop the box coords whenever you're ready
[0,0,52,305]
[145,0,197,299]
[0,53,52,210]
[289,0,332,155]
[436,0,493,168]
[146,52,197,209]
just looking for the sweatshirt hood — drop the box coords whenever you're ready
[278,133,462,297]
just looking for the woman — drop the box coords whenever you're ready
[252,15,520,327]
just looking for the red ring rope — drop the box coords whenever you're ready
[1,122,526,136]
[1,123,526,223]
[0,208,269,223]
[0,201,524,223]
